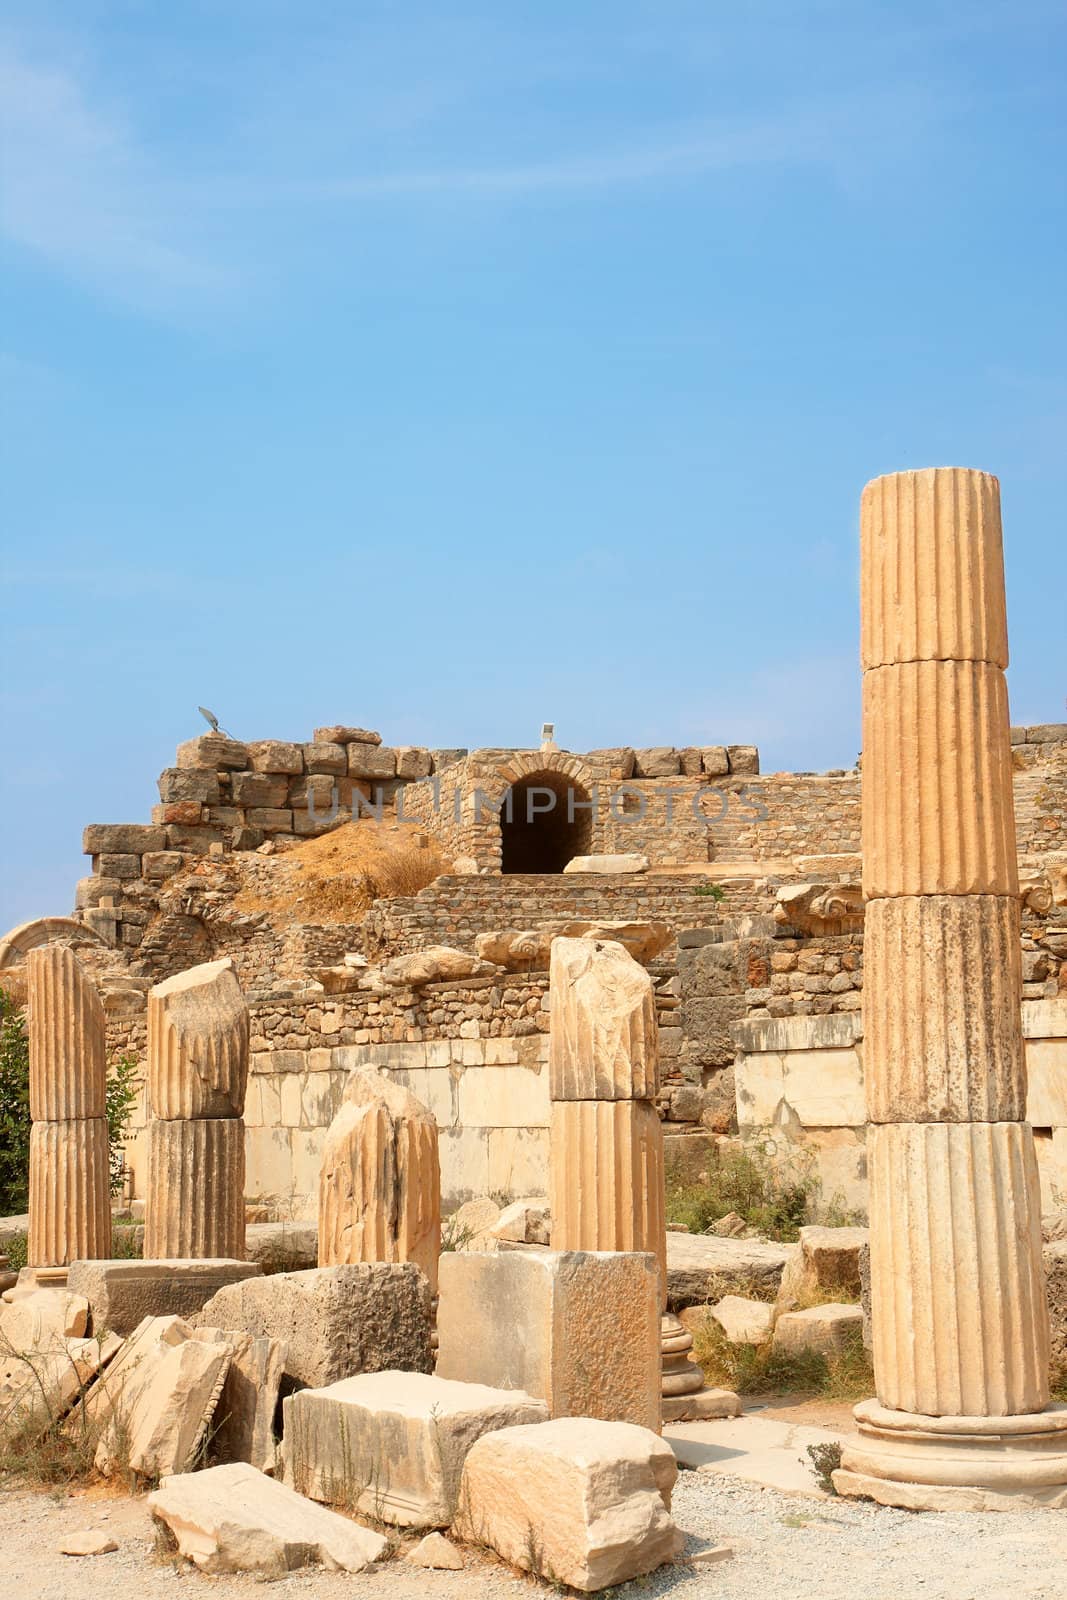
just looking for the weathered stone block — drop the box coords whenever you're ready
[96,852,144,879]
[148,958,249,1120]
[727,745,760,774]
[192,1328,286,1473]
[175,735,249,770]
[773,1303,864,1357]
[549,936,658,1101]
[96,1332,232,1478]
[633,747,680,777]
[303,741,347,774]
[707,1295,776,1346]
[66,1259,262,1336]
[147,1462,388,1575]
[347,742,397,779]
[453,1418,682,1591]
[158,768,221,804]
[774,1225,869,1313]
[396,747,433,779]
[142,851,185,880]
[1045,1241,1067,1382]
[315,725,382,746]
[283,1370,548,1527]
[196,1263,433,1388]
[247,739,304,774]
[436,1249,660,1430]
[83,823,167,855]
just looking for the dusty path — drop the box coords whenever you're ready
[2,1472,1065,1600]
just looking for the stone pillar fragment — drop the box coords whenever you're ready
[318,1070,441,1294]
[144,1119,245,1260]
[26,946,110,1268]
[548,1100,666,1291]
[549,937,659,1101]
[145,958,249,1261]
[835,466,1067,1511]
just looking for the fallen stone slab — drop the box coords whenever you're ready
[67,1259,262,1337]
[1,1331,122,1433]
[59,1531,118,1556]
[407,1532,464,1569]
[665,1232,791,1310]
[193,1328,286,1473]
[775,1225,869,1313]
[453,1417,683,1592]
[666,1415,846,1499]
[436,1249,661,1430]
[0,1287,89,1349]
[148,1461,388,1574]
[489,1197,550,1246]
[708,1295,776,1346]
[563,853,650,874]
[772,1303,864,1357]
[282,1370,548,1528]
[195,1263,432,1388]
[95,1329,231,1478]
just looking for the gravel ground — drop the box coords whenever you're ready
[2,1473,1065,1600]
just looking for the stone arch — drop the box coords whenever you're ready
[494,754,597,874]
[0,917,110,971]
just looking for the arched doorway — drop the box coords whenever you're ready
[500,770,593,874]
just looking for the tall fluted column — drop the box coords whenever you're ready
[26,946,110,1270]
[548,937,727,1422]
[144,958,248,1260]
[318,1069,441,1294]
[836,467,1067,1510]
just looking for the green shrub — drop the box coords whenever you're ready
[105,1054,140,1196]
[693,1318,873,1401]
[665,1139,818,1242]
[0,990,30,1215]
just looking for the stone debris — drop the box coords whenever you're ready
[665,1231,792,1309]
[0,1286,89,1349]
[59,1530,118,1556]
[95,1330,231,1478]
[66,1259,262,1337]
[148,1461,389,1574]
[406,1532,465,1569]
[0,1331,121,1432]
[772,1303,864,1357]
[708,1294,776,1346]
[282,1369,548,1528]
[365,946,499,990]
[562,854,650,874]
[191,1327,286,1473]
[775,1225,868,1313]
[436,1248,661,1430]
[1045,1239,1067,1378]
[195,1262,432,1388]
[489,1196,550,1246]
[453,1417,684,1592]
[446,1197,502,1251]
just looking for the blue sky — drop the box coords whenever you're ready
[1,1,1065,926]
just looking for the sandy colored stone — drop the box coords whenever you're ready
[27,945,106,1121]
[370,946,496,989]
[0,1332,121,1433]
[96,1332,231,1478]
[774,1225,869,1313]
[407,1532,464,1569]
[28,1118,111,1268]
[446,1197,501,1251]
[863,895,1025,1121]
[67,1259,262,1336]
[862,660,1017,899]
[548,936,658,1101]
[282,1370,548,1528]
[318,1070,440,1294]
[144,1118,245,1260]
[148,1461,388,1574]
[868,1121,1050,1417]
[562,854,650,874]
[476,921,670,972]
[195,1263,432,1389]
[665,1231,792,1309]
[191,1328,286,1473]
[860,467,1008,670]
[59,1530,119,1556]
[549,1100,666,1297]
[772,1303,864,1357]
[833,1466,1067,1512]
[708,1295,775,1346]
[490,1196,550,1245]
[436,1249,660,1430]
[453,1418,683,1592]
[0,1286,89,1348]
[147,958,249,1120]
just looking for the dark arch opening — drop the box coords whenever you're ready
[500,771,593,874]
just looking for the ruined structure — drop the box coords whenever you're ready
[834,467,1067,1509]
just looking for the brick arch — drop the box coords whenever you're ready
[0,917,110,970]
[474,753,599,875]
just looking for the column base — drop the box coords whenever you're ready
[834,1397,1067,1511]
[660,1313,741,1422]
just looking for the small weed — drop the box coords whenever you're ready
[693,1320,873,1402]
[5,1230,28,1272]
[665,1139,819,1242]
[693,884,726,900]
[440,1215,478,1253]
[806,1440,844,1494]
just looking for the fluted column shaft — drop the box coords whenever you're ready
[860,468,1050,1421]
[26,946,110,1267]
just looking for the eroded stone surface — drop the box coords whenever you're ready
[67,1259,261,1337]
[147,958,249,1120]
[549,937,658,1101]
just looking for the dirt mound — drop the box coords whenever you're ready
[230,821,448,928]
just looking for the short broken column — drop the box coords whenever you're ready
[547,937,711,1420]
[317,1069,441,1295]
[26,945,110,1271]
[836,467,1067,1509]
[144,959,248,1260]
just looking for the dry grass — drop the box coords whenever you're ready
[692,1318,874,1402]
[0,1334,130,1493]
[230,821,449,927]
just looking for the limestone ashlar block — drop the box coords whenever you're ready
[548,936,658,1101]
[195,1263,433,1389]
[191,1329,287,1474]
[863,895,1026,1123]
[95,1333,232,1479]
[318,1070,440,1293]
[27,944,107,1121]
[868,1122,1050,1418]
[549,1099,666,1296]
[144,1118,245,1260]
[435,1249,661,1431]
[147,1461,388,1575]
[27,1117,111,1268]
[282,1370,548,1528]
[66,1258,262,1337]
[148,957,249,1120]
[861,660,1017,898]
[452,1418,682,1592]
[860,468,1008,670]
